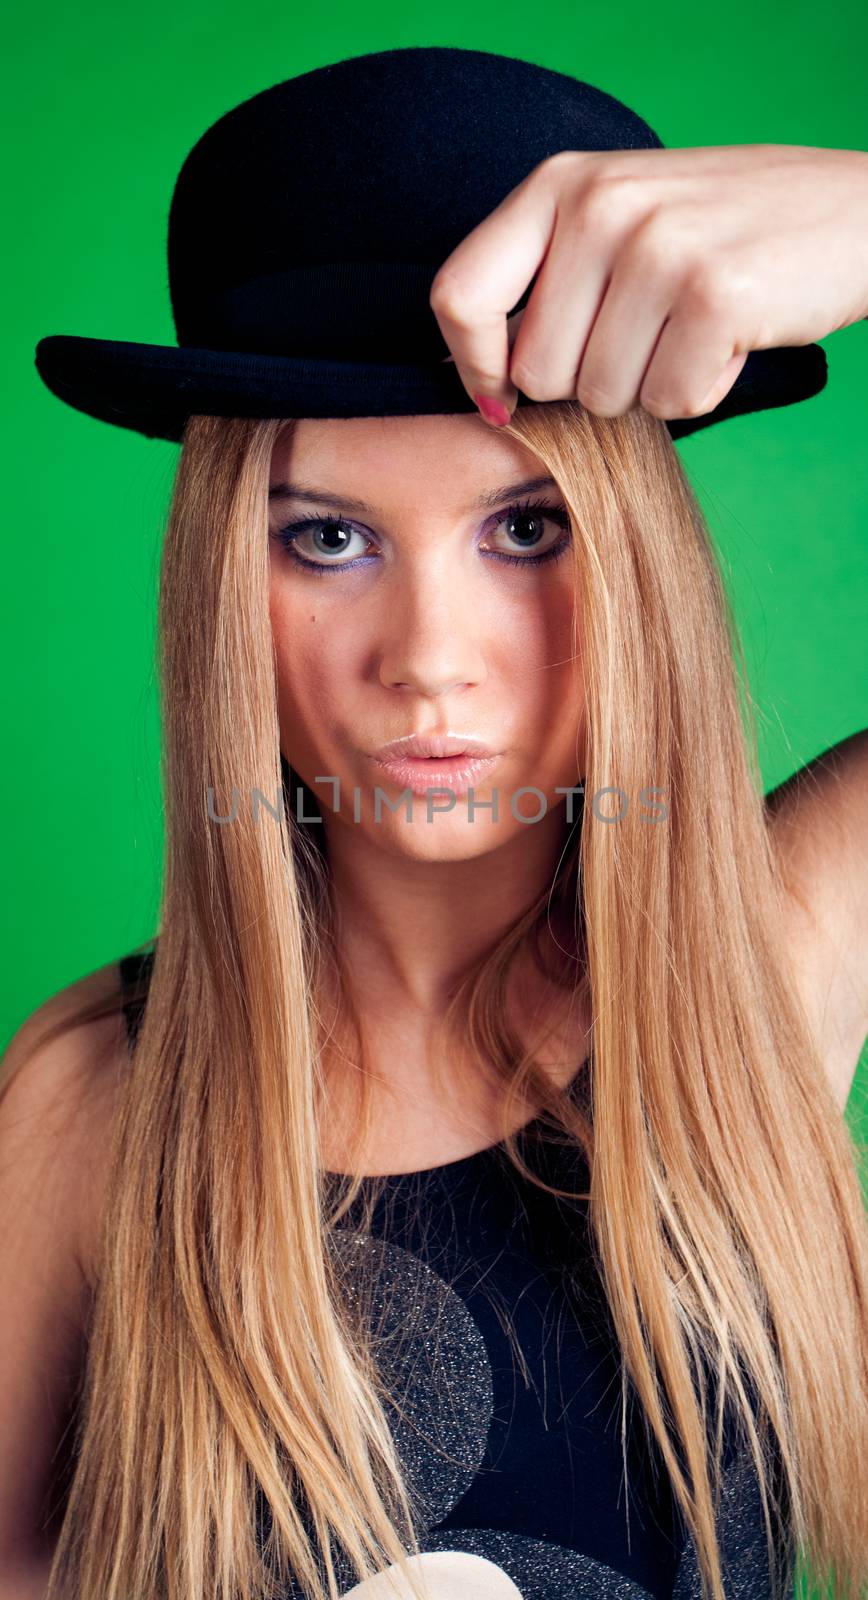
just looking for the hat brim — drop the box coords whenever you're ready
[34,333,828,445]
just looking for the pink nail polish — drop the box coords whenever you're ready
[474,393,511,427]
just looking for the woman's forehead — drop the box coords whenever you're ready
[269,412,550,502]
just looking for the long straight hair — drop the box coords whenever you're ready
[7,401,867,1600]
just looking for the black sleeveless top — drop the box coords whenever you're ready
[118,949,796,1599]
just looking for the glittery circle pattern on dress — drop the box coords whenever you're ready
[330,1228,495,1529]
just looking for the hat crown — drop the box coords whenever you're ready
[167,45,663,361]
[33,46,828,442]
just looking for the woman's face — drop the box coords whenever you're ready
[268,413,586,861]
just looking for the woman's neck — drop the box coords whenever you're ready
[316,939,591,1177]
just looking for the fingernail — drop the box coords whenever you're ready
[473,393,512,427]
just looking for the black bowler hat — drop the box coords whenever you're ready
[33,44,827,444]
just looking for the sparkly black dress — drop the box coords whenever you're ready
[119,948,795,1599]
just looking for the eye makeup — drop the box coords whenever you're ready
[268,494,573,576]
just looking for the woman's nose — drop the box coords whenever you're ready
[377,565,488,697]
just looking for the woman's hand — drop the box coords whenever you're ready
[429,143,868,427]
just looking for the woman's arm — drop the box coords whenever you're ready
[765,727,868,1113]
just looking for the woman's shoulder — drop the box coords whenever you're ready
[2,955,136,1101]
[0,953,143,1298]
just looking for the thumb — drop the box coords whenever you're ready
[469,308,523,425]
[440,310,524,427]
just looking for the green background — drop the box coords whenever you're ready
[2,4,866,1593]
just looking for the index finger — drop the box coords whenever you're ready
[428,160,560,419]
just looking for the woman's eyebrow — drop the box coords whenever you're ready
[267,475,559,514]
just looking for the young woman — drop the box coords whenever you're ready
[4,45,868,1600]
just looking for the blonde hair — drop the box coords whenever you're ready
[6,401,867,1600]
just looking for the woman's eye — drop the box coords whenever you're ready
[269,515,371,572]
[268,498,572,574]
[483,501,572,565]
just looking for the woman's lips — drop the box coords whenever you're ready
[369,752,500,797]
